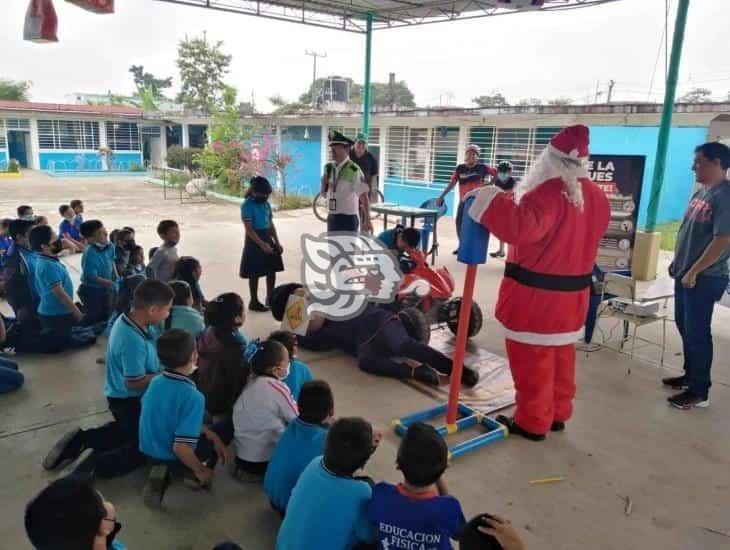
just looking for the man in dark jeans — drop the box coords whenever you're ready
[665,142,730,410]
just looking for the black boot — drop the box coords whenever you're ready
[496,415,546,442]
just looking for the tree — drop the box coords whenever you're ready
[547,97,574,106]
[472,93,508,108]
[269,95,306,115]
[129,65,172,99]
[176,34,232,110]
[516,98,543,107]
[679,87,712,103]
[297,77,416,108]
[0,79,31,101]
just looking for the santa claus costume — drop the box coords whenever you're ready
[468,125,610,440]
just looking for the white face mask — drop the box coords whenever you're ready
[277,362,291,380]
[497,172,509,182]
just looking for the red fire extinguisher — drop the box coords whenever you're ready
[24,0,58,43]
[65,0,115,14]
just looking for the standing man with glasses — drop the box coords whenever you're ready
[665,142,730,410]
[350,133,380,204]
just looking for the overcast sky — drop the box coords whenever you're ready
[2,0,729,111]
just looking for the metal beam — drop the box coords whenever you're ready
[362,13,373,137]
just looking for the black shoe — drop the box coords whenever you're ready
[497,251,506,258]
[43,427,85,471]
[667,390,709,410]
[248,301,270,313]
[495,415,546,442]
[551,421,566,432]
[452,249,459,255]
[412,365,440,386]
[489,252,500,258]
[143,464,170,508]
[461,367,479,388]
[662,375,688,390]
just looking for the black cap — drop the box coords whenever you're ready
[328,130,354,147]
[269,283,304,321]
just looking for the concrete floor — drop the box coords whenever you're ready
[1,172,729,550]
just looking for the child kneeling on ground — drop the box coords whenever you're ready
[166,281,205,339]
[79,220,117,327]
[276,417,380,550]
[139,329,230,506]
[269,330,313,401]
[264,380,333,515]
[370,422,465,550]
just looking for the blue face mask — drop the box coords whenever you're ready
[497,172,509,182]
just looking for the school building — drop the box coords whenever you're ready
[2,99,730,224]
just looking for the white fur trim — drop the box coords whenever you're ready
[514,147,587,210]
[499,321,584,346]
[546,143,586,161]
[467,186,502,222]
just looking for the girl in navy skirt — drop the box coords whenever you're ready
[239,177,284,312]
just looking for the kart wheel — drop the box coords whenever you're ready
[445,299,483,338]
[400,293,422,311]
[399,307,431,345]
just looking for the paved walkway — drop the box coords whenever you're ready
[1,172,729,549]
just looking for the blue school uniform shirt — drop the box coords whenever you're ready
[283,359,313,401]
[241,197,272,230]
[264,418,327,512]
[0,235,11,268]
[104,314,161,399]
[377,228,398,249]
[34,255,74,316]
[233,329,248,347]
[370,482,466,550]
[81,243,116,288]
[59,219,81,241]
[276,458,375,550]
[139,370,205,461]
[73,213,84,231]
[168,305,205,339]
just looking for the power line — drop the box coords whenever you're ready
[304,50,327,108]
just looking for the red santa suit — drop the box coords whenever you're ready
[468,125,610,435]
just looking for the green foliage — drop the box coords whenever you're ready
[472,93,508,108]
[166,146,202,171]
[166,171,192,188]
[547,97,574,106]
[679,87,713,103]
[517,98,543,107]
[657,221,681,251]
[207,87,255,143]
[129,65,172,99]
[138,87,158,111]
[176,35,232,110]
[129,162,146,172]
[7,159,20,173]
[273,192,312,211]
[0,79,31,101]
[295,77,416,109]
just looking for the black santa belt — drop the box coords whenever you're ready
[504,263,592,292]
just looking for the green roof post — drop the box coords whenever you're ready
[362,13,373,138]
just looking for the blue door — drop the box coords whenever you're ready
[8,131,29,167]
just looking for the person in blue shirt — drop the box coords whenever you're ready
[264,380,333,515]
[70,199,85,231]
[25,477,127,550]
[268,330,314,400]
[0,315,24,394]
[58,204,84,252]
[377,224,420,253]
[239,176,284,312]
[0,218,12,271]
[276,417,380,550]
[370,422,466,550]
[42,279,174,480]
[166,280,205,339]
[124,244,146,277]
[29,225,88,352]
[79,220,117,327]
[139,329,229,507]
[174,256,207,312]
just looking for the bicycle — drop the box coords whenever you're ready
[312,186,385,222]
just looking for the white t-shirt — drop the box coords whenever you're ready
[326,158,369,216]
[233,375,298,462]
[148,244,178,282]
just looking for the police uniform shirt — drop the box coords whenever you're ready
[324,158,369,216]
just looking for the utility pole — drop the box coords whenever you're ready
[607,80,616,103]
[594,80,604,104]
[388,72,396,110]
[305,50,327,108]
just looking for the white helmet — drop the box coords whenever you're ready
[465,144,481,155]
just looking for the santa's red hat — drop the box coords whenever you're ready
[547,125,590,160]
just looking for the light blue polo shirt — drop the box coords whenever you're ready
[34,255,74,316]
[264,418,327,512]
[81,243,116,288]
[168,305,205,339]
[18,246,39,299]
[104,314,161,399]
[283,359,313,401]
[139,370,205,461]
[241,197,272,230]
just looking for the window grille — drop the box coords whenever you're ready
[38,120,100,150]
[106,122,140,151]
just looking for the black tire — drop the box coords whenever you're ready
[398,307,431,345]
[445,299,483,338]
[312,192,328,222]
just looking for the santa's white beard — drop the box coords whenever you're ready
[514,148,588,209]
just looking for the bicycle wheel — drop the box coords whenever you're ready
[368,188,385,220]
[312,192,329,222]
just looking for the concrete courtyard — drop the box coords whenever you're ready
[1,172,729,550]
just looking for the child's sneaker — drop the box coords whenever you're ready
[231,461,264,483]
[143,464,170,508]
[667,390,709,410]
[662,375,688,390]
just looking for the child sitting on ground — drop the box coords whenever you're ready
[195,293,249,421]
[0,218,12,271]
[370,422,465,550]
[276,417,380,549]
[113,228,135,276]
[139,329,229,506]
[70,199,84,228]
[106,274,146,335]
[125,245,146,277]
[17,204,35,221]
[232,338,296,480]
[58,204,84,252]
[79,220,117,326]
[460,515,526,550]
[175,256,207,311]
[148,220,180,282]
[0,315,24,394]
[269,330,313,401]
[264,380,333,515]
[166,281,205,339]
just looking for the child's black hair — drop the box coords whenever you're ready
[9,219,34,241]
[298,380,334,425]
[148,246,158,261]
[17,205,32,218]
[157,328,196,370]
[129,245,144,263]
[269,330,297,357]
[169,280,193,306]
[29,225,53,251]
[80,220,103,239]
[459,514,505,550]
[324,417,374,477]
[109,229,119,244]
[122,225,135,235]
[269,283,304,322]
[246,339,288,377]
[70,199,83,210]
[115,275,146,314]
[132,279,174,310]
[397,422,448,487]
[157,219,179,237]
[402,227,421,249]
[205,293,244,345]
[58,204,72,216]
[115,228,133,244]
[245,175,273,198]
[25,477,105,550]
[175,256,203,305]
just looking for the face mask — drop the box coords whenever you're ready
[22,215,35,222]
[94,242,108,250]
[254,195,269,203]
[497,172,509,182]
[278,362,291,380]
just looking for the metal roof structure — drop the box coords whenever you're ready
[154,0,622,32]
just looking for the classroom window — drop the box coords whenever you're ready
[106,122,140,151]
[38,120,100,150]
[0,120,6,149]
